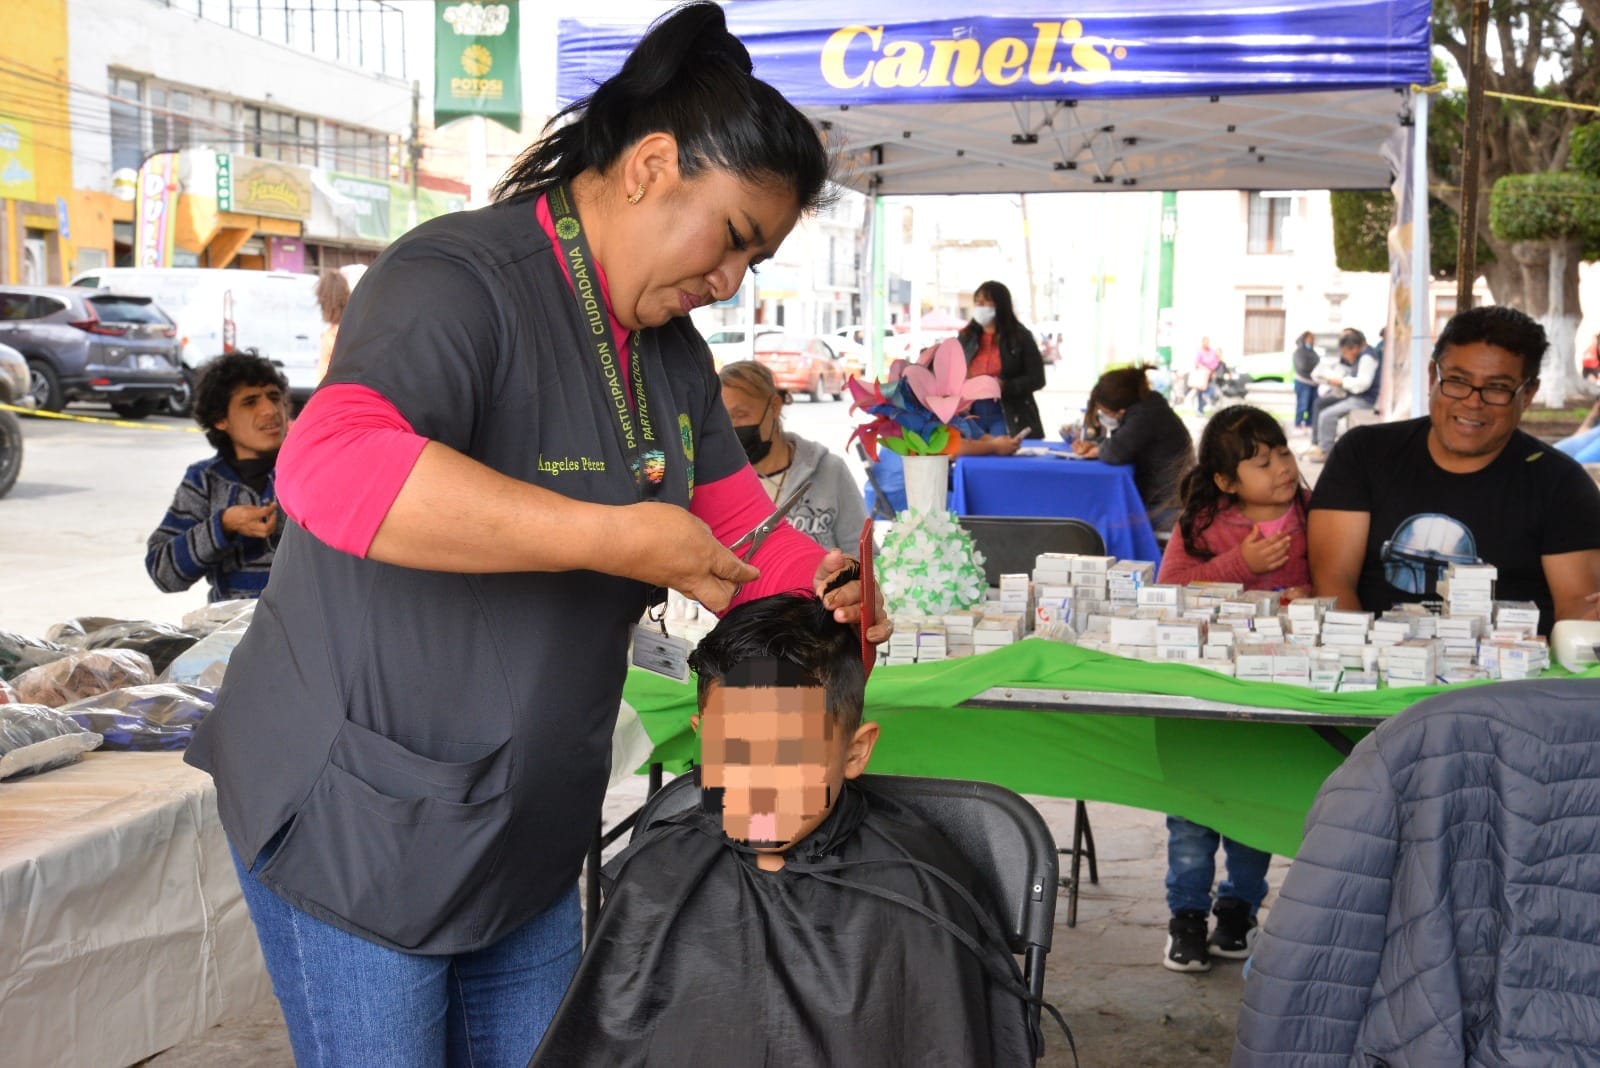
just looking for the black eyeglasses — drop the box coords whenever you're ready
[1435,376,1530,407]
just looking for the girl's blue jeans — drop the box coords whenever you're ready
[1293,381,1317,428]
[1165,815,1271,915]
[231,842,581,1068]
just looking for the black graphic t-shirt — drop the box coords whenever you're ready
[1310,417,1600,632]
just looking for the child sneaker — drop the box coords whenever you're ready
[1163,909,1212,973]
[1208,897,1258,959]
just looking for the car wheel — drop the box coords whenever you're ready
[111,398,159,420]
[26,360,63,413]
[810,377,830,403]
[0,409,21,498]
[166,367,196,417]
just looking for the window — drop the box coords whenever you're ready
[0,294,33,321]
[1242,293,1286,355]
[1246,192,1291,255]
[109,74,143,172]
[1432,293,1456,340]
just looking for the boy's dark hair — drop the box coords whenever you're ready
[689,594,865,734]
[1431,304,1547,380]
[193,352,288,452]
[959,280,1030,352]
[1175,404,1306,561]
[1090,364,1156,413]
[494,2,832,215]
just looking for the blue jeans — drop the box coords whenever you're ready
[1165,815,1271,915]
[1293,381,1316,428]
[232,843,581,1068]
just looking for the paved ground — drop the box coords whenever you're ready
[139,781,1288,1067]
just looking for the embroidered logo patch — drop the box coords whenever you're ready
[679,413,695,491]
[555,216,580,241]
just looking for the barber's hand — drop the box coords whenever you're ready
[1240,524,1292,575]
[626,501,758,614]
[814,548,892,645]
[1584,591,1600,621]
[222,502,279,539]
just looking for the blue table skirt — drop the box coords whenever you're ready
[951,444,1163,562]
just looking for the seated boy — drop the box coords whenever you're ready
[529,594,1041,1067]
[145,353,289,602]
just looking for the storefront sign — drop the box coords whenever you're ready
[226,156,312,220]
[0,119,37,201]
[434,1,521,132]
[134,152,180,268]
[216,152,233,211]
[329,172,392,243]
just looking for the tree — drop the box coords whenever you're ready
[1432,0,1600,403]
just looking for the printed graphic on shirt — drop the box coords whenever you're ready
[679,412,695,493]
[787,500,836,543]
[1379,512,1482,596]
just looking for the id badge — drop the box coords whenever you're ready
[630,624,692,683]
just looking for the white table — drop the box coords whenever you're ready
[0,751,270,1068]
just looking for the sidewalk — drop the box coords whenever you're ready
[142,778,1287,1067]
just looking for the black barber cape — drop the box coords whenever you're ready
[530,781,1039,1067]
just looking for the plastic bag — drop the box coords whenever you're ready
[182,599,256,637]
[11,649,156,707]
[160,609,253,688]
[0,704,102,779]
[46,616,136,645]
[60,683,215,751]
[0,630,70,680]
[79,621,200,675]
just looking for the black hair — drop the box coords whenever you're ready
[1175,405,1305,560]
[494,2,832,214]
[689,594,865,734]
[193,352,288,452]
[1338,328,1367,351]
[1090,364,1157,413]
[959,279,1029,351]
[1431,304,1548,381]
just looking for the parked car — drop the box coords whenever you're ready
[700,326,780,371]
[71,267,322,413]
[0,341,28,498]
[752,333,859,401]
[1230,331,1343,385]
[0,286,183,418]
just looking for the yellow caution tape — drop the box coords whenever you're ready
[0,401,202,432]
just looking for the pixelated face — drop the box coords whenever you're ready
[699,683,844,851]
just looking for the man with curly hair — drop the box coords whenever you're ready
[146,352,289,601]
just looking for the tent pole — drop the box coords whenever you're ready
[1410,87,1431,417]
[870,191,886,379]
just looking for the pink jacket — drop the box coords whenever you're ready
[1156,498,1311,591]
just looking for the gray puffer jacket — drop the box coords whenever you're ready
[1234,679,1600,1067]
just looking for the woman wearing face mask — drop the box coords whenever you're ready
[1072,364,1195,534]
[720,360,866,551]
[957,280,1046,439]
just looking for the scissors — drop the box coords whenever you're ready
[729,478,813,561]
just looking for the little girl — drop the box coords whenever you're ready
[1154,405,1311,973]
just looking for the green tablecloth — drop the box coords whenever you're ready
[623,641,1600,857]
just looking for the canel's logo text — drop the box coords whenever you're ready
[821,21,1123,89]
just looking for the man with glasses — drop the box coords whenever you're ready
[1308,305,1600,634]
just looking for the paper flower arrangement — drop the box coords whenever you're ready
[848,338,1000,459]
[877,508,988,616]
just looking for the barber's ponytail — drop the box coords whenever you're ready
[495,1,830,212]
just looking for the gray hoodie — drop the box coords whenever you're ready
[771,433,868,553]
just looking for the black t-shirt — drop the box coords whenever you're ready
[1309,417,1600,632]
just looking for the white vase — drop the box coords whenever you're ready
[901,453,951,514]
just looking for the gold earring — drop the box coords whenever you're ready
[627,184,646,205]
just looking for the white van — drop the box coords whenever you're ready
[70,267,322,411]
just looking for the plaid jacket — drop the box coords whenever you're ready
[146,454,279,602]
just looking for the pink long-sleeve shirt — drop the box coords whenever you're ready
[276,196,825,609]
[1155,498,1311,592]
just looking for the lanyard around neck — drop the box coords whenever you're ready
[547,184,664,497]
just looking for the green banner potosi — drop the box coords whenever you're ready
[434,1,521,132]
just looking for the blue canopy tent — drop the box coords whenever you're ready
[557,0,1434,396]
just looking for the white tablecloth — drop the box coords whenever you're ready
[0,751,270,1068]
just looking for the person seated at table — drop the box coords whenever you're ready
[1309,305,1600,635]
[720,360,866,551]
[145,353,289,602]
[1072,364,1194,534]
[529,594,1042,1067]
[1304,328,1380,462]
[1153,405,1310,973]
